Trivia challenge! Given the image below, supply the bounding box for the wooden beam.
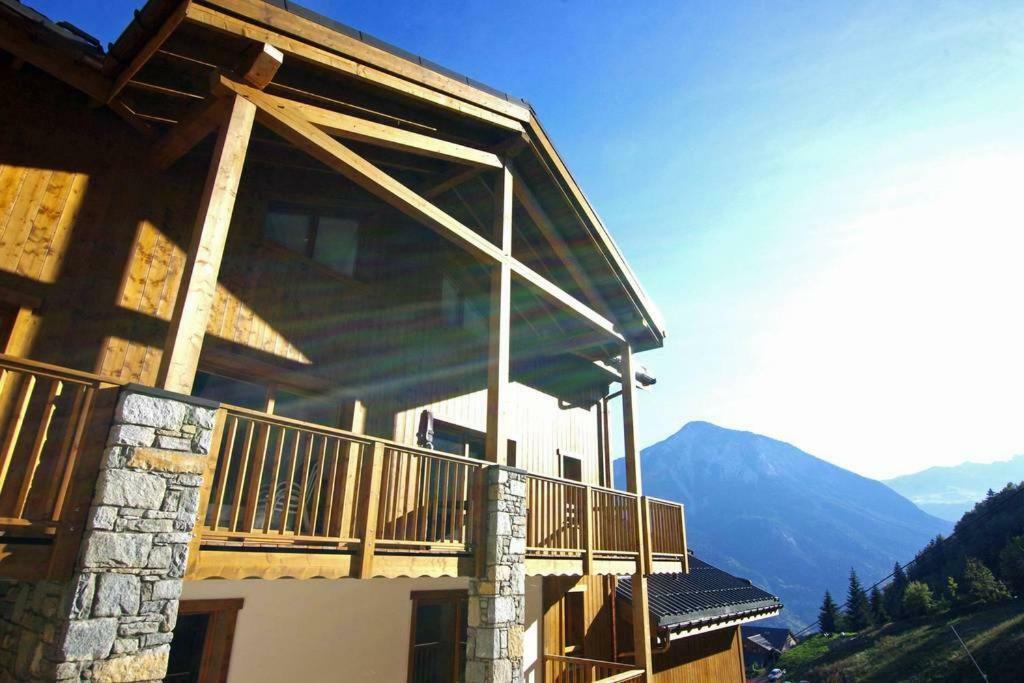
[511,165,613,320]
[215,77,624,344]
[151,96,231,170]
[204,0,530,122]
[238,42,284,89]
[355,440,385,578]
[267,93,502,169]
[620,344,643,495]
[156,94,255,394]
[186,3,525,132]
[108,1,189,103]
[485,164,512,465]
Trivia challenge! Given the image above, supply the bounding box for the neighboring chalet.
[741,626,797,671]
[0,0,775,681]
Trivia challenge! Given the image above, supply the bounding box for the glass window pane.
[274,390,338,427]
[191,371,266,410]
[265,209,312,255]
[313,216,359,276]
[441,275,461,326]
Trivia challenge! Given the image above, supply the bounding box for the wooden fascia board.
[185,3,525,133]
[265,93,503,169]
[0,12,111,102]
[201,0,530,122]
[526,114,667,346]
[215,76,624,345]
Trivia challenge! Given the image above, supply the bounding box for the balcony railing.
[0,353,121,578]
[543,654,644,683]
[200,404,485,559]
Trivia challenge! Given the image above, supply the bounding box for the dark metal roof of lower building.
[618,555,782,630]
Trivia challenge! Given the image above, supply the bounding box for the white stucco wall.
[182,577,469,682]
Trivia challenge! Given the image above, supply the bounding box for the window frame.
[408,589,468,683]
[170,598,244,683]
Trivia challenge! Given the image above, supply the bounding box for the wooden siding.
[651,627,745,683]
[542,575,616,664]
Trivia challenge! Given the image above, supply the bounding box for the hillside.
[615,421,952,630]
[778,599,1024,682]
[885,455,1024,521]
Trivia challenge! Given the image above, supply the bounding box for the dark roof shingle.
[618,555,781,629]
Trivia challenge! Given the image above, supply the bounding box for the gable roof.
[742,625,796,651]
[618,555,781,631]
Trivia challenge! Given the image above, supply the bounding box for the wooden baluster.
[210,415,239,530]
[186,408,227,577]
[14,379,62,518]
[228,419,255,532]
[0,373,36,494]
[242,421,270,532]
[355,441,385,578]
[42,384,86,517]
[261,427,287,534]
[293,432,315,535]
[583,485,593,574]
[278,430,302,534]
[309,436,329,537]
[322,439,341,538]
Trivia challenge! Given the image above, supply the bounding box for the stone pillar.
[466,465,527,683]
[0,385,218,682]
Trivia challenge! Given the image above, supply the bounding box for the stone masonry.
[465,465,527,683]
[0,385,218,682]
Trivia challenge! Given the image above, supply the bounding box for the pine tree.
[844,568,871,631]
[819,590,840,633]
[885,561,908,619]
[869,586,887,625]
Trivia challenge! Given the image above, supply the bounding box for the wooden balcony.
[542,654,644,683]
[0,355,688,582]
[0,354,122,580]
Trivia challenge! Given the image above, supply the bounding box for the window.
[432,418,486,460]
[563,591,585,655]
[409,591,467,683]
[191,371,267,411]
[264,203,360,277]
[167,599,243,683]
[560,451,583,482]
[441,274,487,336]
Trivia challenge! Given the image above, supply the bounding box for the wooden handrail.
[543,653,644,683]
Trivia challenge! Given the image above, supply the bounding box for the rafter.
[108,1,189,103]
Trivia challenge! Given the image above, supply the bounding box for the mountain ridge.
[884,454,1024,521]
[615,421,952,630]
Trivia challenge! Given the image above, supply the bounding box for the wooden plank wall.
[0,64,604,479]
[651,627,745,683]
[541,575,616,663]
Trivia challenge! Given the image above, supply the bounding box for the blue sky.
[36,1,1024,478]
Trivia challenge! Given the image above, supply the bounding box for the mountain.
[614,421,952,631]
[884,455,1024,521]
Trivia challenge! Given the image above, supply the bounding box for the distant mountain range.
[884,455,1024,521]
[615,421,952,631]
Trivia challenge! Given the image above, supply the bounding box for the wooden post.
[186,407,227,577]
[642,497,654,575]
[680,504,689,574]
[485,163,512,464]
[156,94,255,394]
[355,440,385,578]
[583,485,594,574]
[620,343,654,679]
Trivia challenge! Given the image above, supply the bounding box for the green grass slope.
[778,599,1024,682]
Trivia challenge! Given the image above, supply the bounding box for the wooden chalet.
[0,0,745,681]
